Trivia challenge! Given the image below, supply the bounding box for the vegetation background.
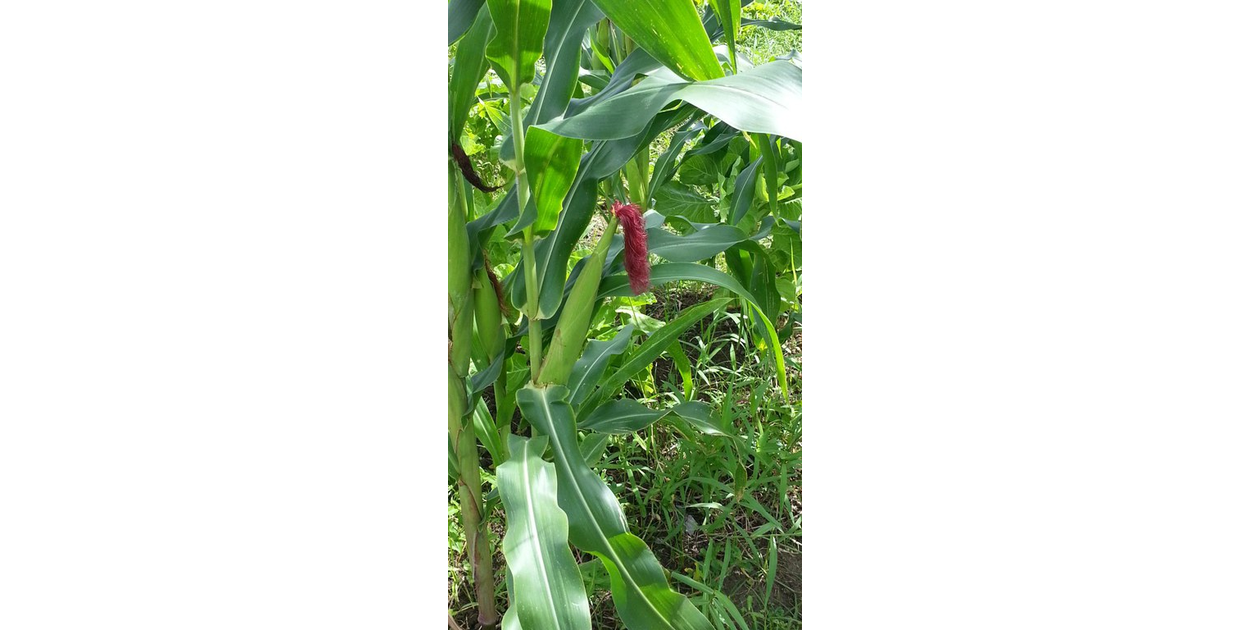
[448,1,804,628]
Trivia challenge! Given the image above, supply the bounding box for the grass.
[740,0,804,65]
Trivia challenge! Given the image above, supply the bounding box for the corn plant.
[448,1,801,628]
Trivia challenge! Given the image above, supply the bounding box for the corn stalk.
[448,163,498,627]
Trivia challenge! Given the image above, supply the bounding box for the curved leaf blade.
[449,4,495,143]
[588,0,722,81]
[500,0,603,162]
[567,324,635,408]
[586,298,730,409]
[646,124,701,208]
[648,224,750,263]
[517,386,714,630]
[598,264,789,399]
[449,0,488,45]
[497,434,592,630]
[525,127,583,236]
[708,0,741,73]
[485,0,552,91]
[566,47,661,117]
[540,61,803,142]
[672,62,802,141]
[729,156,763,225]
[581,399,664,434]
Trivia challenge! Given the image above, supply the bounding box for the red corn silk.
[611,200,650,295]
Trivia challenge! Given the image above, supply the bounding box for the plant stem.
[511,86,544,382]
[523,231,542,382]
[448,166,498,626]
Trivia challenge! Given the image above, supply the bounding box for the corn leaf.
[524,127,582,236]
[497,434,592,630]
[517,386,714,630]
[587,0,722,82]
[484,0,552,91]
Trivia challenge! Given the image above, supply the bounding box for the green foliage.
[449,2,802,628]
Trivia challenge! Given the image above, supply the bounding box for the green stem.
[448,167,498,626]
[522,230,542,381]
[511,87,544,382]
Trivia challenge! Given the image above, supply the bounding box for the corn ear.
[473,267,503,358]
[538,215,617,386]
[448,165,475,378]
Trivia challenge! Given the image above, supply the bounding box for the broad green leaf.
[648,224,749,263]
[588,0,722,82]
[729,156,762,225]
[532,0,603,122]
[516,386,714,630]
[581,399,664,434]
[668,65,794,138]
[542,71,688,141]
[567,324,635,409]
[466,183,519,250]
[500,0,603,161]
[524,127,582,236]
[540,61,803,142]
[708,0,741,74]
[449,0,487,45]
[615,307,665,335]
[599,265,750,306]
[485,0,552,91]
[676,153,722,187]
[582,399,715,435]
[566,48,661,117]
[670,401,732,437]
[653,183,717,223]
[497,434,592,630]
[449,4,495,143]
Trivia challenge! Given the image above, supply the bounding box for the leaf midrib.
[518,440,564,627]
[534,389,676,629]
